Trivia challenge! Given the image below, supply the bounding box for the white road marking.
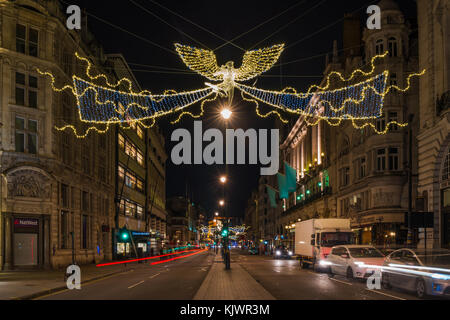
[127,280,145,289]
[366,289,406,300]
[149,273,160,279]
[329,278,353,286]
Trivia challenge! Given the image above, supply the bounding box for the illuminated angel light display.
[38,43,425,138]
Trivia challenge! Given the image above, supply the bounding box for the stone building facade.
[277,0,421,248]
[416,0,450,248]
[0,0,116,269]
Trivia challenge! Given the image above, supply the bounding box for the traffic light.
[117,227,130,242]
[221,228,228,238]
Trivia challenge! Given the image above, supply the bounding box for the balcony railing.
[282,186,332,216]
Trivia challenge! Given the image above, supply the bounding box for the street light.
[220,108,232,120]
[215,212,219,216]
[219,200,225,206]
[220,175,227,184]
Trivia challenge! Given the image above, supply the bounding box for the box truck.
[295,219,353,270]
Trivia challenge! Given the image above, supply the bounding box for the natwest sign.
[14,218,39,233]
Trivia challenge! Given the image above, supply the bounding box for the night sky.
[67,0,417,220]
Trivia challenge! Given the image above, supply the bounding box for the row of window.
[118,165,144,192]
[60,184,109,216]
[376,111,399,132]
[60,211,92,250]
[118,133,145,166]
[375,37,398,57]
[119,198,144,220]
[340,147,400,186]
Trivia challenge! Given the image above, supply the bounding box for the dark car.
[274,246,293,259]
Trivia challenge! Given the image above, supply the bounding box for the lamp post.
[221,107,231,269]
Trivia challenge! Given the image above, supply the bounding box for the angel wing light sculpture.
[39,42,423,137]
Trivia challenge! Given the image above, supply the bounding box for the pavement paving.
[193,252,275,300]
[0,259,140,300]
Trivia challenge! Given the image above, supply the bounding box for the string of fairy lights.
[37,43,425,138]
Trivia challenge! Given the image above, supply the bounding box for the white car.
[325,245,385,279]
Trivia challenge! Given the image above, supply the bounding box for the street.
[236,252,419,300]
[38,250,213,300]
[35,249,431,300]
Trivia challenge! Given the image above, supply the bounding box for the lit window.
[137,125,144,139]
[118,133,125,149]
[136,179,144,192]
[137,150,144,166]
[118,165,125,179]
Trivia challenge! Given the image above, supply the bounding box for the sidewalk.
[194,253,275,300]
[0,261,138,300]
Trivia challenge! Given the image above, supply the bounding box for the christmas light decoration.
[37,44,424,138]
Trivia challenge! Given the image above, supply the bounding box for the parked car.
[274,246,293,259]
[381,248,450,298]
[248,247,258,255]
[325,245,385,279]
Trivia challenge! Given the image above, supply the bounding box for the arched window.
[388,37,398,57]
[442,148,450,181]
[375,39,384,55]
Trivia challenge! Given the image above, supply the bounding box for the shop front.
[351,212,406,247]
[115,229,151,259]
[1,214,50,270]
[2,167,53,270]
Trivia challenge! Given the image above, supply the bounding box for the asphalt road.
[37,248,426,300]
[235,251,420,300]
[38,250,214,300]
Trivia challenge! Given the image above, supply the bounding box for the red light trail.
[150,249,207,265]
[96,249,200,267]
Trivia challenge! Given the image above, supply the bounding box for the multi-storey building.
[416,0,450,248]
[166,196,198,246]
[244,175,281,253]
[0,0,116,269]
[105,54,168,258]
[278,0,420,247]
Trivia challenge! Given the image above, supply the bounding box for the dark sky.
[67,0,417,220]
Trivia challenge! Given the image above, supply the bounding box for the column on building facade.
[3,215,12,269]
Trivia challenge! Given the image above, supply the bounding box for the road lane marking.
[32,270,134,300]
[365,289,405,300]
[127,280,145,289]
[329,278,352,286]
[149,273,160,279]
